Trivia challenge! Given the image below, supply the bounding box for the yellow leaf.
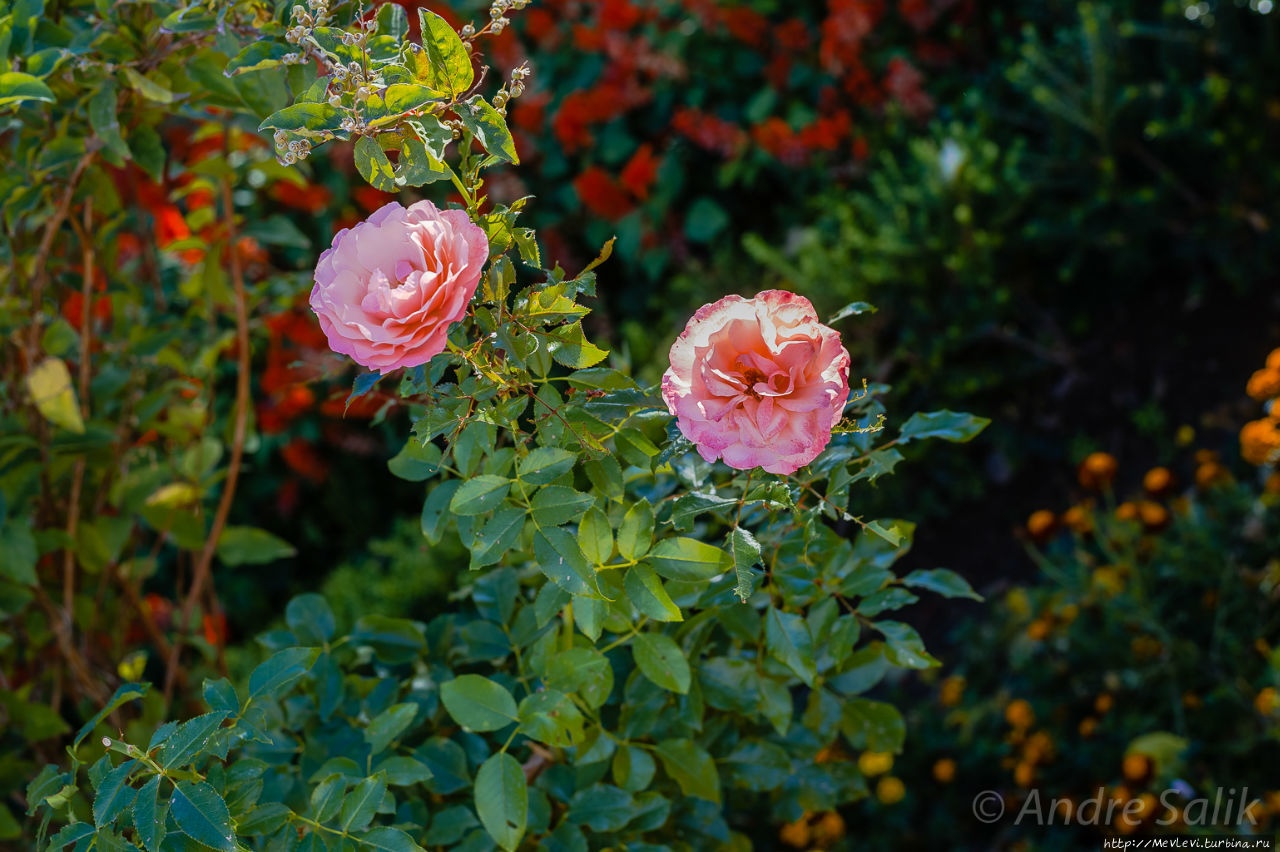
[145,482,202,509]
[26,358,85,434]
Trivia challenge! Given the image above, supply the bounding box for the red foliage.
[620,143,661,200]
[671,108,747,157]
[573,167,635,220]
[270,180,332,214]
[281,439,329,484]
[884,56,934,118]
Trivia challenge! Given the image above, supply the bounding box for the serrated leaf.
[532,527,599,596]
[359,826,425,852]
[354,135,397,192]
[225,41,291,75]
[449,475,510,515]
[413,10,473,97]
[729,527,761,602]
[616,502,653,561]
[156,711,228,770]
[93,760,136,828]
[133,776,164,852]
[258,102,342,133]
[170,781,235,852]
[73,683,148,751]
[216,526,295,567]
[471,507,525,570]
[286,593,336,644]
[123,68,176,103]
[577,507,612,565]
[517,447,576,485]
[840,698,905,753]
[457,95,518,164]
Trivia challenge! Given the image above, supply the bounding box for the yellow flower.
[1026,618,1051,641]
[875,776,906,805]
[778,819,811,849]
[1006,588,1031,619]
[811,811,846,845]
[858,751,894,777]
[932,758,956,784]
[1092,567,1124,597]
[1094,693,1114,714]
[1013,762,1035,787]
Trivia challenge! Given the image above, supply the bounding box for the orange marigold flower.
[1247,368,1280,402]
[1241,418,1280,466]
[1268,348,1280,371]
[1142,466,1173,495]
[1078,451,1118,489]
[932,758,956,783]
[1062,505,1093,535]
[939,675,965,707]
[1115,501,1139,521]
[1137,500,1169,532]
[1005,699,1035,730]
[1195,461,1230,488]
[1026,509,1056,540]
[778,818,810,849]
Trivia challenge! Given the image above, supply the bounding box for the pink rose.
[662,290,851,475]
[310,200,489,372]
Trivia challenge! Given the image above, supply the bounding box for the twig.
[61,201,95,623]
[162,174,251,703]
[27,153,94,361]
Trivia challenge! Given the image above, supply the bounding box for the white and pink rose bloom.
[662,290,851,475]
[310,200,489,372]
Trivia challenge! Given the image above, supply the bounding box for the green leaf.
[517,447,576,485]
[568,785,634,833]
[616,502,653,561]
[654,739,720,804]
[156,711,229,770]
[530,486,594,527]
[399,136,449,187]
[414,10,474,97]
[359,826,426,852]
[383,83,438,114]
[26,358,84,433]
[74,683,148,751]
[577,507,613,565]
[440,675,518,732]
[532,527,599,596]
[474,753,526,852]
[897,410,990,445]
[517,690,585,747]
[449,475,511,515]
[133,776,164,852]
[170,781,236,852]
[286,594,337,644]
[247,647,320,702]
[840,698,905,753]
[225,41,291,75]
[729,527,761,603]
[351,615,425,664]
[258,102,342,133]
[864,519,904,548]
[646,537,730,582]
[93,760,136,828]
[875,620,939,669]
[457,95,518,164]
[202,678,239,714]
[471,507,525,569]
[632,633,691,694]
[365,703,418,755]
[89,82,129,161]
[341,774,387,833]
[122,68,176,103]
[829,301,878,323]
[901,568,982,601]
[546,322,607,368]
[237,803,291,836]
[765,607,816,686]
[0,71,54,106]
[216,526,295,566]
[387,438,442,481]
[624,565,682,623]
[0,521,37,585]
[546,648,614,709]
[354,135,397,192]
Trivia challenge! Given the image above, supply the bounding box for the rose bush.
[4,0,991,849]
